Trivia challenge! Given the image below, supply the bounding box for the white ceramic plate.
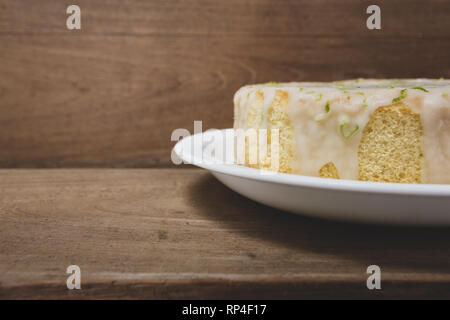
[173,129,450,226]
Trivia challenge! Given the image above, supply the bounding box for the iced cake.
[233,79,450,184]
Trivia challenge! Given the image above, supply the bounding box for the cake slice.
[233,79,450,184]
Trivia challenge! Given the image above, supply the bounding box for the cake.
[233,79,450,184]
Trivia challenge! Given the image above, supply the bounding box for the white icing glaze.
[233,79,450,184]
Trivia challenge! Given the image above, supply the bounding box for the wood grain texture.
[0,1,449,167]
[0,168,449,299]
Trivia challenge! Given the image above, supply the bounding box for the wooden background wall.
[0,0,449,168]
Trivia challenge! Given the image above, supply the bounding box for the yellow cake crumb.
[319,162,340,179]
[357,102,424,183]
[266,90,294,173]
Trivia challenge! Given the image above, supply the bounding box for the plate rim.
[173,129,450,197]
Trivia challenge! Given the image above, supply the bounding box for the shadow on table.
[189,173,450,274]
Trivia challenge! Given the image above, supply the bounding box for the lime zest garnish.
[306,90,315,94]
[315,101,331,122]
[266,81,280,86]
[340,122,359,139]
[299,88,304,92]
[376,83,392,88]
[412,87,429,92]
[336,85,351,91]
[392,89,407,103]
[355,92,367,107]
[316,93,323,101]
[335,81,351,91]
[362,98,368,108]
[443,93,448,98]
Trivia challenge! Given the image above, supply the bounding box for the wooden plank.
[1,0,449,37]
[0,0,449,167]
[0,168,449,299]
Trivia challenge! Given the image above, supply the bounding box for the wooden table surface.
[0,168,449,299]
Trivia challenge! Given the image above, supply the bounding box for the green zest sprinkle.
[306,90,315,94]
[340,122,359,139]
[443,93,448,98]
[392,89,407,103]
[299,88,304,92]
[412,87,429,92]
[362,98,368,108]
[325,101,330,113]
[316,93,323,101]
[356,92,367,107]
[376,83,396,89]
[314,101,331,122]
[335,82,352,90]
[266,81,280,86]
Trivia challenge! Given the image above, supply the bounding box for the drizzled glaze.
[234,79,450,184]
